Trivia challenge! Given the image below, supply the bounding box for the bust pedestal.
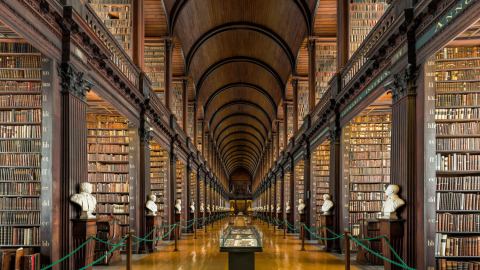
[186,211,194,233]
[319,214,334,251]
[286,213,293,233]
[72,219,97,270]
[299,213,306,239]
[174,213,181,240]
[198,213,204,228]
[142,215,161,253]
[379,219,404,270]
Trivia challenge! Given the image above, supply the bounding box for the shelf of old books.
[315,42,336,103]
[149,140,167,221]
[189,171,197,216]
[86,92,131,237]
[144,41,165,103]
[176,160,186,221]
[427,22,480,269]
[298,81,309,128]
[312,140,330,227]
[294,161,305,224]
[284,170,292,220]
[342,96,391,240]
[0,40,42,249]
[349,0,389,58]
[90,0,132,57]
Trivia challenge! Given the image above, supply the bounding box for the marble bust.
[276,203,281,213]
[145,193,158,216]
[71,182,97,219]
[200,202,205,213]
[297,199,306,214]
[381,184,405,219]
[190,200,195,213]
[207,205,211,213]
[175,199,182,214]
[321,194,334,215]
[285,201,291,213]
[270,204,274,212]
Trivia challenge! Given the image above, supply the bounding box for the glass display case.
[219,226,263,251]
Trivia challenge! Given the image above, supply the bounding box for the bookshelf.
[294,160,304,224]
[86,112,131,236]
[343,111,391,237]
[315,42,336,103]
[144,42,165,102]
[0,41,42,248]
[189,171,196,216]
[287,104,294,140]
[298,81,309,127]
[149,141,167,220]
[279,121,285,153]
[196,120,203,152]
[90,0,132,57]
[432,46,480,268]
[312,140,330,226]
[349,0,388,58]
[176,160,185,221]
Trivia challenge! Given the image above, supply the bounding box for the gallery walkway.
[94,219,352,270]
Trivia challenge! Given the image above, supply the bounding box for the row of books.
[437,192,480,211]
[435,46,480,59]
[435,234,480,257]
[92,183,129,193]
[0,183,39,195]
[0,43,37,53]
[348,144,390,152]
[87,122,128,129]
[348,201,382,211]
[144,43,165,94]
[350,192,386,201]
[96,194,129,203]
[0,81,40,92]
[349,167,390,175]
[0,248,41,270]
[315,43,336,102]
[88,130,129,136]
[349,175,390,183]
[437,138,480,151]
[87,163,128,172]
[436,154,480,171]
[86,114,127,122]
[0,55,40,69]
[349,159,390,167]
[87,173,128,182]
[96,204,128,213]
[349,212,382,226]
[0,168,39,181]
[88,144,128,153]
[350,151,390,160]
[0,110,41,122]
[0,70,40,80]
[435,108,480,120]
[0,125,41,139]
[436,122,480,135]
[88,153,128,162]
[0,95,40,107]
[0,154,40,167]
[351,183,388,191]
[0,138,41,152]
[87,137,129,144]
[435,81,480,92]
[349,126,390,133]
[0,211,39,225]
[350,138,391,144]
[436,70,480,81]
[436,93,479,107]
[0,227,39,245]
[437,260,480,270]
[436,60,480,70]
[437,213,480,232]
[0,198,38,210]
[437,176,480,191]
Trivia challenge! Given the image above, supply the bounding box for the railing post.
[174,225,178,252]
[194,220,197,239]
[301,224,305,251]
[344,230,350,270]
[283,220,286,239]
[127,230,133,270]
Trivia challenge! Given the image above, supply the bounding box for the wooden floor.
[94,219,353,270]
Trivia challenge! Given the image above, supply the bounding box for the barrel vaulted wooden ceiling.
[145,0,336,178]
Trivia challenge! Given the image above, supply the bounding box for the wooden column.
[196,169,201,228]
[337,0,349,69]
[182,79,188,132]
[193,103,198,147]
[132,0,144,69]
[168,141,177,230]
[138,126,151,253]
[308,38,316,110]
[288,157,295,228]
[273,175,277,220]
[280,168,285,224]
[292,79,299,133]
[283,103,288,147]
[303,142,312,234]
[185,160,192,232]
[164,39,173,109]
[329,120,342,253]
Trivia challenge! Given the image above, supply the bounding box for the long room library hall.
[0,0,479,270]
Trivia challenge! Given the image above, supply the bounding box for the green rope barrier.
[349,235,415,270]
[132,224,177,243]
[40,237,95,270]
[302,224,344,241]
[93,237,126,247]
[78,237,127,270]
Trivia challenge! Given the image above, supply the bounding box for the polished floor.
[94,218,354,270]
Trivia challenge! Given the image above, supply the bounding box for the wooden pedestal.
[187,212,194,233]
[319,215,334,251]
[143,215,161,253]
[379,219,404,270]
[286,213,293,233]
[174,213,181,240]
[72,219,97,270]
[198,213,204,228]
[277,213,284,229]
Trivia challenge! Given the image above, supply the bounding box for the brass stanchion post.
[301,224,305,251]
[127,230,133,270]
[283,220,286,239]
[344,230,350,270]
[174,225,178,252]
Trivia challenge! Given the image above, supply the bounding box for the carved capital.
[140,128,152,144]
[390,64,418,101]
[59,63,93,100]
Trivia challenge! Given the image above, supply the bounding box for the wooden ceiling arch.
[161,0,313,178]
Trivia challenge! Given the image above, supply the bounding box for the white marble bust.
[200,202,205,213]
[190,200,195,213]
[145,193,158,216]
[321,194,334,215]
[297,199,306,214]
[276,203,281,213]
[285,201,291,213]
[207,205,211,213]
[71,182,97,220]
[380,185,405,219]
[175,199,182,214]
[270,204,274,212]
